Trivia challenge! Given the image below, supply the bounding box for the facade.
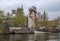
[11,10,16,17]
[28,15,32,28]
[35,12,41,28]
[28,7,48,29]
[24,17,28,27]
[29,6,36,30]
[36,12,41,21]
[12,10,16,14]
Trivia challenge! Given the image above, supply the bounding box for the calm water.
[0,33,60,41]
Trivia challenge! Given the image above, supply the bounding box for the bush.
[0,30,3,34]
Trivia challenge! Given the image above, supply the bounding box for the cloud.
[0,0,60,20]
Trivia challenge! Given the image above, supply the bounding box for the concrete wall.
[9,27,22,32]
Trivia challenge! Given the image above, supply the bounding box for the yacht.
[34,30,47,33]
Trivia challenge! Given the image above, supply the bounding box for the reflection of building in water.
[9,34,35,41]
[9,35,21,41]
[0,35,9,41]
[0,34,60,41]
[35,33,49,41]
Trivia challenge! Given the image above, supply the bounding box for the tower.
[41,11,48,27]
[43,11,48,21]
[29,6,37,30]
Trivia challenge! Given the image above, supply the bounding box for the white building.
[28,15,32,28]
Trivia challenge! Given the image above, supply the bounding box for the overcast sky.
[0,0,60,20]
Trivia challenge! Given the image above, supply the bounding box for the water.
[0,33,60,41]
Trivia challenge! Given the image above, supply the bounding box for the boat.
[34,30,49,33]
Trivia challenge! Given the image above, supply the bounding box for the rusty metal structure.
[29,6,37,30]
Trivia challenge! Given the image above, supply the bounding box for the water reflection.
[35,33,49,41]
[0,33,60,41]
[9,34,35,41]
[0,35,9,41]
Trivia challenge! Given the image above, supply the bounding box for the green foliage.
[40,20,48,27]
[0,29,3,34]
[0,18,3,24]
[35,20,41,28]
[12,8,26,27]
[14,16,25,27]
[47,22,53,27]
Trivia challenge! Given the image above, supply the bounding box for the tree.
[54,17,60,26]
[11,7,26,27]
[0,18,3,24]
[12,16,26,27]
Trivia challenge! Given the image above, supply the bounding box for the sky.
[0,0,60,20]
